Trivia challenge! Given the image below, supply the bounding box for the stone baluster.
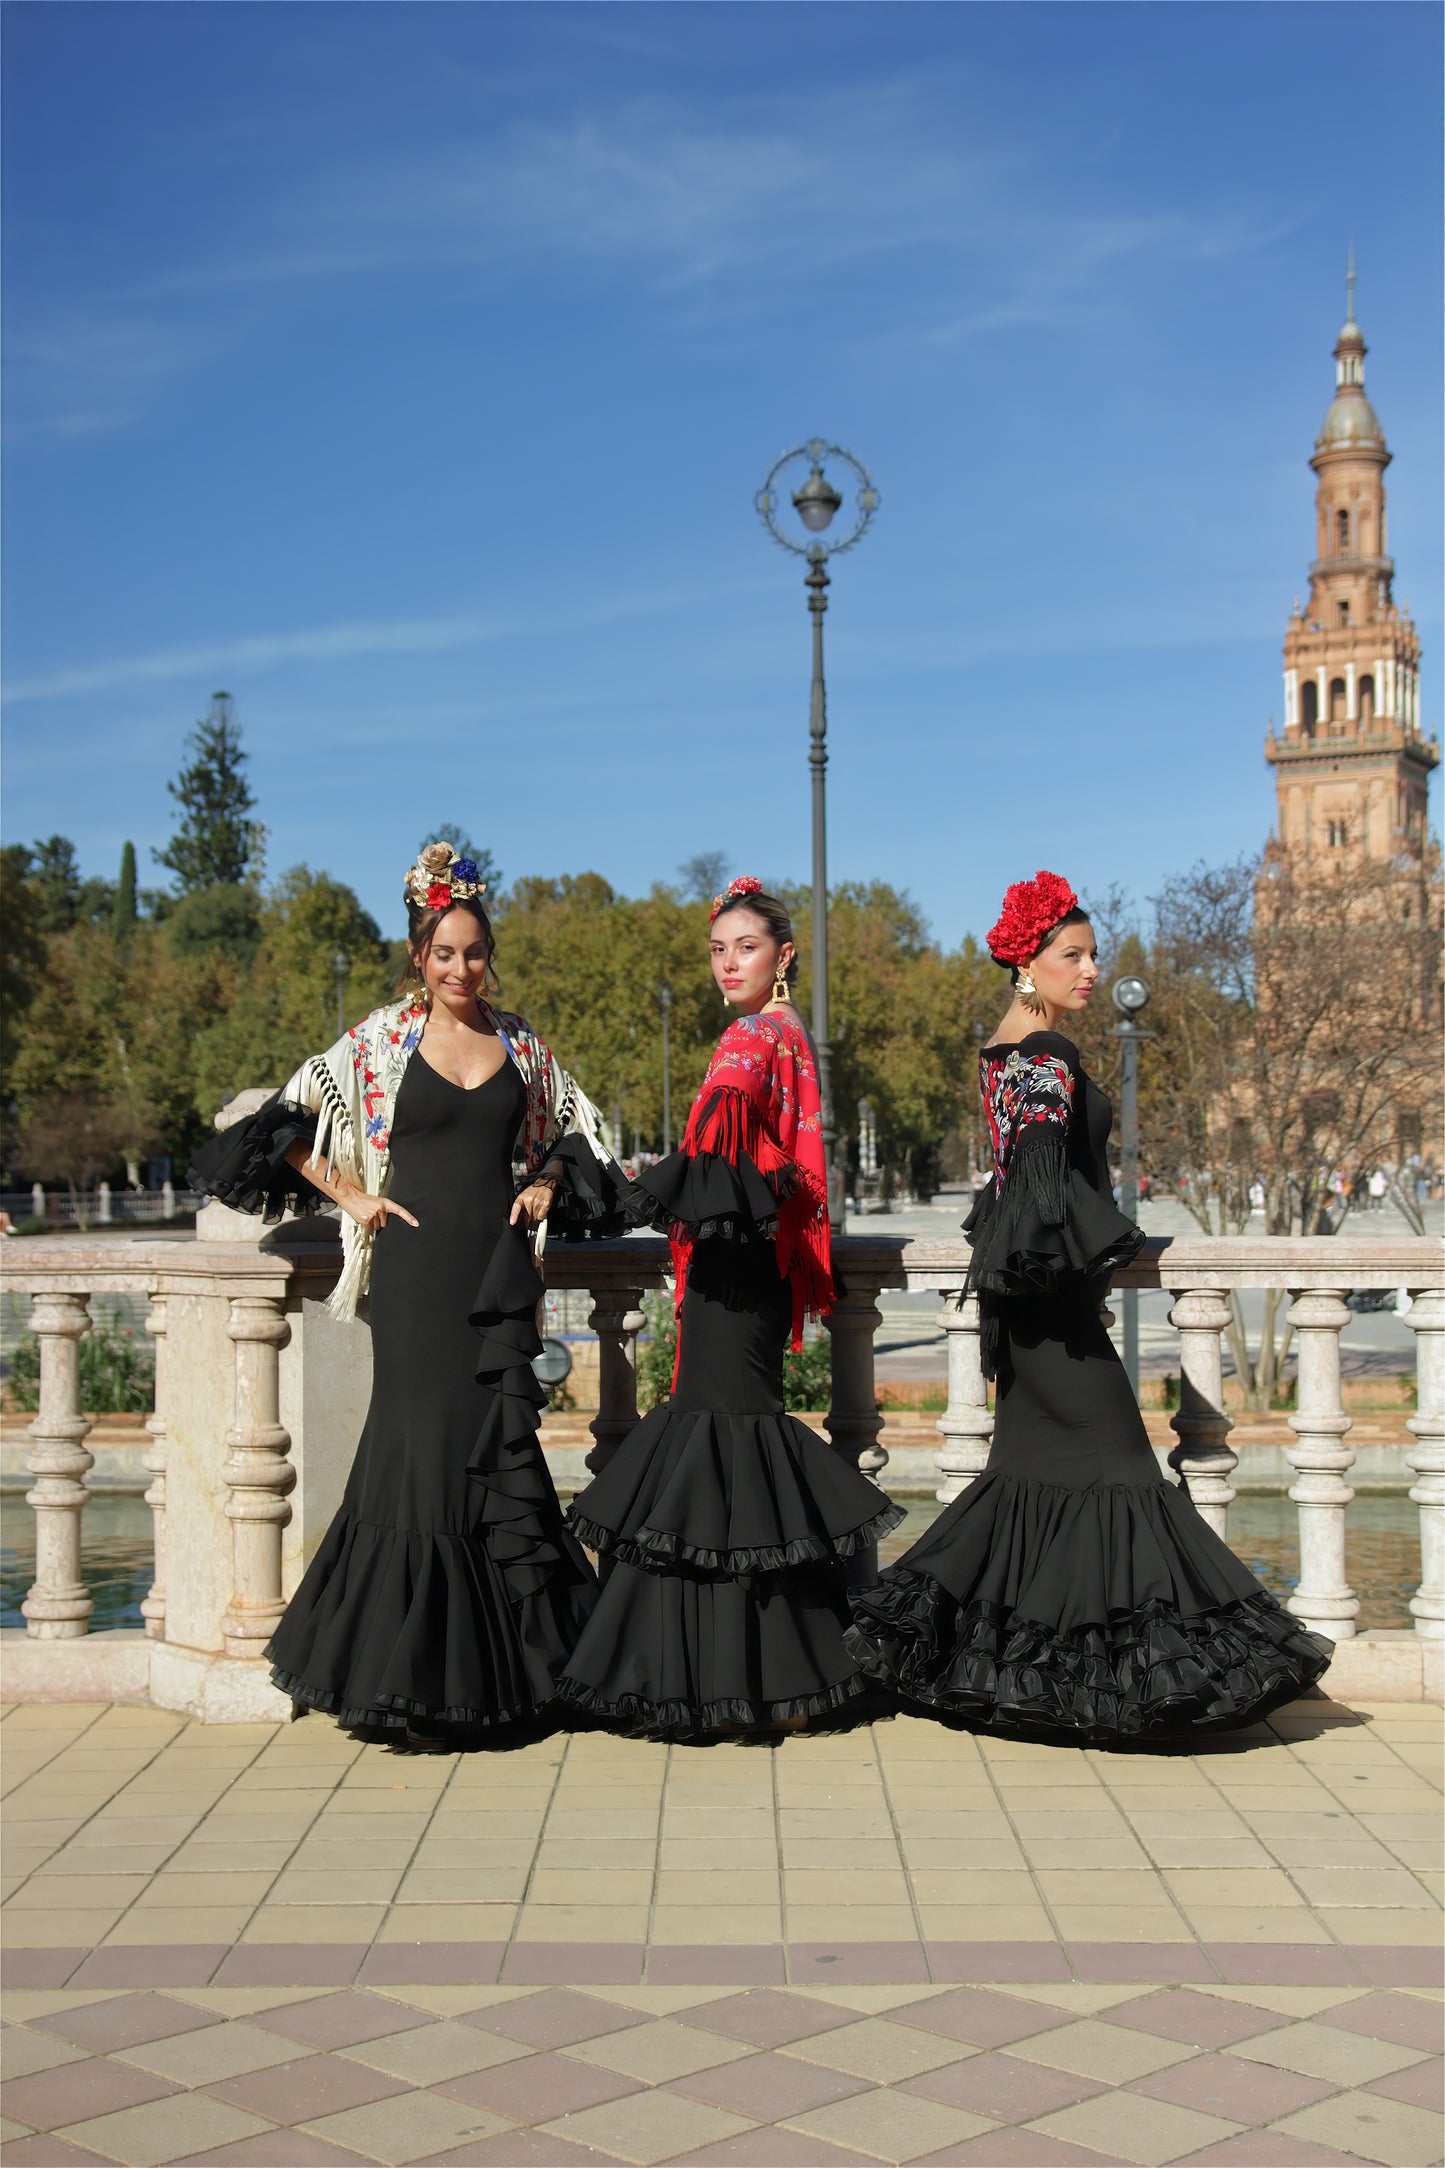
[1402,1286,1444,1642]
[220,1294,295,1660]
[935,1289,993,1504]
[1167,1288,1236,1535]
[587,1283,647,1476]
[140,1294,168,1640]
[823,1278,887,1480]
[22,1293,95,1639]
[1285,1287,1357,1640]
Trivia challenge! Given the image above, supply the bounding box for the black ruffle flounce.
[564,1403,903,1577]
[964,1128,1145,1301]
[188,1092,321,1220]
[627,1144,785,1243]
[267,1221,594,1733]
[556,1555,874,1734]
[844,1470,1332,1738]
[537,1131,634,1240]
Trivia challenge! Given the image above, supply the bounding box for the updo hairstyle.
[711,886,800,989]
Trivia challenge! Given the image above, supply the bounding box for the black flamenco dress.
[192,1053,597,1733]
[846,1030,1332,1740]
[559,1009,903,1733]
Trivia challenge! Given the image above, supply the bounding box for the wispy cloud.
[2,576,768,704]
[8,77,1284,438]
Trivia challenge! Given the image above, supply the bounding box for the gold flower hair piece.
[404,842,488,914]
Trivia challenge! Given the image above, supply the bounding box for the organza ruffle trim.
[844,1572,1332,1739]
[267,1661,559,1735]
[567,1495,904,1578]
[554,1669,870,1737]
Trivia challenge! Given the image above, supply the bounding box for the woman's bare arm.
[283,1140,419,1234]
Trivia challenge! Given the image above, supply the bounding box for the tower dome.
[1316,253,1384,450]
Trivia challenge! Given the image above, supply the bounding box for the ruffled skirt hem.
[267,1661,561,1736]
[845,1574,1332,1740]
[554,1669,870,1736]
[567,1496,904,1578]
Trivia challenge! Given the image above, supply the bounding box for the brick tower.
[1266,261,1438,861]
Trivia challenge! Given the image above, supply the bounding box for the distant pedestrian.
[1368,1167,1388,1211]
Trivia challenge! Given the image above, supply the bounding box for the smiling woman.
[189,839,628,1747]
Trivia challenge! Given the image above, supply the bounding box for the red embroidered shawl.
[675,1009,833,1348]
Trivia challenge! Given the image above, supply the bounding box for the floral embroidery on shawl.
[981,1046,1074,1197]
[675,1010,832,1351]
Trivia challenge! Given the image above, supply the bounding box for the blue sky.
[4,1,1440,949]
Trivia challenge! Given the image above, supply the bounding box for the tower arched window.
[1328,677,1346,724]
[1359,674,1374,723]
[1300,680,1318,736]
[1336,507,1350,554]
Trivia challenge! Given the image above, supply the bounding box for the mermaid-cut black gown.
[198,1054,597,1732]
[560,1207,901,1733]
[846,1034,1332,1739]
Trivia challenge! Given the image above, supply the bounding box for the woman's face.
[414,906,491,1015]
[1029,920,1099,1014]
[709,906,795,1012]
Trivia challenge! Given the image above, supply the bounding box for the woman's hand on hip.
[511,1179,558,1229]
[341,1190,420,1235]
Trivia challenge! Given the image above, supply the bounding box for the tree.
[1140,850,1443,1406]
[27,837,83,932]
[113,843,137,943]
[16,1092,140,1228]
[154,693,264,892]
[677,852,731,903]
[164,883,263,965]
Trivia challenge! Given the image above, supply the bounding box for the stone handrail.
[2,1226,1440,1713]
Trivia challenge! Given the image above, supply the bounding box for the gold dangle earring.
[1016,964,1045,1017]
[772,964,790,1004]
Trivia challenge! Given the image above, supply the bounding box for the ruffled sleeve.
[965,1035,1143,1307]
[529,1131,635,1240]
[188,1091,322,1221]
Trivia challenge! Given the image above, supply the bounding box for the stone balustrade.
[3,1225,1441,1714]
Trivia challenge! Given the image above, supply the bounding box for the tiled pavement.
[1,1698,1440,2165]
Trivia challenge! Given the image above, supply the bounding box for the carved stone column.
[1167,1288,1237,1536]
[935,1290,993,1504]
[823,1278,886,1479]
[220,1293,295,1660]
[1403,1285,1444,1642]
[1285,1287,1357,1640]
[587,1283,647,1477]
[22,1293,95,1639]
[140,1294,169,1640]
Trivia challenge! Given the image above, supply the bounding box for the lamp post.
[333,948,350,1039]
[658,983,673,1155]
[1109,975,1153,1396]
[755,439,879,1229]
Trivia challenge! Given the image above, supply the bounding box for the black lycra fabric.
[264,1054,595,1732]
[844,1036,1331,1740]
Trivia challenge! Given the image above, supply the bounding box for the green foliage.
[781,1330,832,1412]
[4,1305,156,1415]
[113,843,138,943]
[154,693,264,892]
[164,883,263,965]
[637,1290,677,1413]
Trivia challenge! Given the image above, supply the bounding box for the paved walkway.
[2,1697,1440,2166]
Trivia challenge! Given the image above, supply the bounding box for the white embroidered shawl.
[279,993,615,1319]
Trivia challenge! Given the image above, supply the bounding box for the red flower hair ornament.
[986,871,1079,967]
[709,873,765,923]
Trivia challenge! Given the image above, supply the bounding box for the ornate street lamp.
[1110,975,1153,1395]
[754,438,880,1226]
[658,983,674,1155]
[334,948,350,1040]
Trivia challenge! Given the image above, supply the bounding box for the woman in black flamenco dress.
[191,848,622,1743]
[846,871,1331,1741]
[559,879,902,1735]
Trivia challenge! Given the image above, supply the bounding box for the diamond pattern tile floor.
[3,1699,1441,2161]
